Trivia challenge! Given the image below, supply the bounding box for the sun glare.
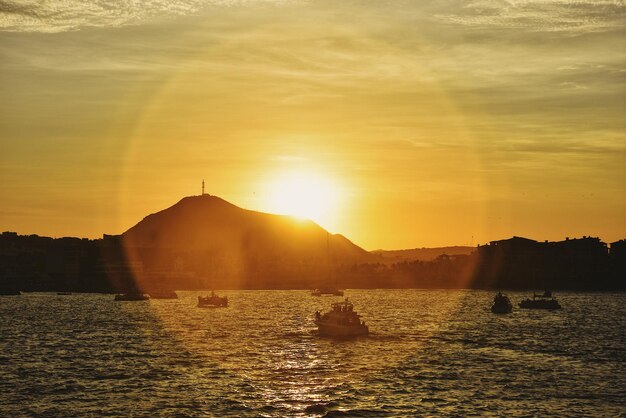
[264,172,339,227]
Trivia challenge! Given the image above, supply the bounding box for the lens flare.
[263,172,339,227]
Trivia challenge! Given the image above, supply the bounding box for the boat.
[519,290,562,310]
[311,288,344,297]
[57,292,72,295]
[311,233,344,298]
[198,291,228,308]
[148,290,178,299]
[314,298,369,338]
[114,292,149,301]
[491,292,513,313]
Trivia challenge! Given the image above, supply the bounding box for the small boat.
[491,292,513,313]
[114,292,149,301]
[311,288,344,297]
[148,290,178,299]
[314,298,369,338]
[519,290,562,310]
[198,291,228,308]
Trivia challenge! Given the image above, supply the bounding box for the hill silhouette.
[2,196,623,292]
[120,194,372,289]
[372,246,475,262]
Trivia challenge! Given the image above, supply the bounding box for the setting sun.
[263,172,340,227]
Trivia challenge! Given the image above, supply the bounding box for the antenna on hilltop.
[202,179,205,196]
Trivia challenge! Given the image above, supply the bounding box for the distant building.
[610,239,626,258]
[473,236,611,290]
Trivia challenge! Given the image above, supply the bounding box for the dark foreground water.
[1,290,624,417]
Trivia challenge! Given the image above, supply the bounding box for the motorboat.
[491,292,513,313]
[519,290,562,310]
[198,291,228,308]
[311,288,344,297]
[114,292,149,301]
[314,298,368,338]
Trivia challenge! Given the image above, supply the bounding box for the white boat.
[311,288,344,297]
[114,292,149,301]
[519,290,562,310]
[491,292,513,313]
[198,291,228,308]
[314,299,368,338]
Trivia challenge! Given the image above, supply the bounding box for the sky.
[0,0,625,250]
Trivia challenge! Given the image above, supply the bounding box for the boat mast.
[327,231,331,282]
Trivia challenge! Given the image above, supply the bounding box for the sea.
[1,290,624,417]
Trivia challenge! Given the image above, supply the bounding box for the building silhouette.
[0,231,624,291]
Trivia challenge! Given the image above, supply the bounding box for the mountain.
[372,246,475,262]
[120,194,372,288]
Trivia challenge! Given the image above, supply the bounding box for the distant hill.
[372,246,475,262]
[120,194,372,288]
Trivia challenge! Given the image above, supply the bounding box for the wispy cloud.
[0,0,287,33]
[0,0,624,245]
[435,0,626,33]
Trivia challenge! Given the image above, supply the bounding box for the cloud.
[435,0,626,33]
[0,0,287,33]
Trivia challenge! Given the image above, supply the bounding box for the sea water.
[1,290,624,416]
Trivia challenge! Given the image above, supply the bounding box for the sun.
[264,172,339,227]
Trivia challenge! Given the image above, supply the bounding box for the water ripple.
[0,290,624,416]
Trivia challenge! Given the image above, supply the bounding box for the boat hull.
[0,290,21,296]
[114,293,149,301]
[311,289,344,297]
[491,303,512,314]
[197,295,228,308]
[149,292,178,299]
[315,320,368,338]
[519,300,562,310]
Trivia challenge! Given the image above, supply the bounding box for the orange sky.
[0,1,625,249]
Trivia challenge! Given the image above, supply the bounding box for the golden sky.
[0,1,625,249]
